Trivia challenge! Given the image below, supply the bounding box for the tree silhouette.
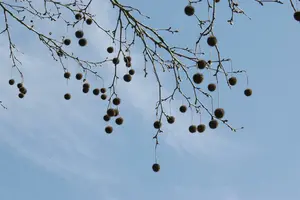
[0,0,299,172]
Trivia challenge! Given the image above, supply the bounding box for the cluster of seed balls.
[57,12,92,57]
[8,79,27,98]
[184,0,300,22]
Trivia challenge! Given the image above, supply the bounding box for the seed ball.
[64,72,71,79]
[64,93,71,100]
[103,115,110,122]
[214,108,225,119]
[114,109,119,116]
[107,46,114,53]
[75,30,84,38]
[152,163,160,172]
[189,125,197,133]
[57,49,63,57]
[215,0,220,2]
[112,58,120,65]
[93,88,100,96]
[179,105,187,113]
[197,60,207,69]
[228,77,237,86]
[100,88,106,93]
[86,18,93,25]
[197,124,206,133]
[244,88,252,97]
[124,56,132,63]
[208,83,216,92]
[193,73,204,84]
[207,36,217,47]
[8,79,15,85]
[17,83,23,89]
[123,74,132,82]
[115,117,123,125]
[75,73,83,80]
[105,126,113,134]
[113,97,121,106]
[294,11,300,22]
[19,87,27,94]
[78,38,87,46]
[167,116,175,124]
[63,39,71,46]
[129,69,135,75]
[153,121,161,129]
[184,5,195,16]
[83,82,90,89]
[107,108,115,117]
[101,94,107,100]
[18,93,24,99]
[82,87,89,93]
[75,13,82,20]
[209,120,218,129]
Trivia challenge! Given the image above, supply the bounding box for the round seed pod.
[75,30,84,38]
[101,94,107,100]
[100,88,106,93]
[112,58,120,65]
[93,88,100,96]
[179,105,187,113]
[115,117,123,125]
[129,69,135,75]
[209,120,218,129]
[244,88,252,97]
[75,73,83,80]
[207,36,217,46]
[214,108,225,119]
[113,97,121,106]
[107,46,114,53]
[64,72,71,79]
[193,73,204,84]
[228,77,237,86]
[189,125,197,133]
[75,13,82,20]
[152,163,160,172]
[197,60,207,69]
[105,126,113,134]
[78,38,87,46]
[197,124,206,133]
[167,116,175,124]
[63,39,71,46]
[184,5,195,16]
[294,11,300,22]
[107,108,115,117]
[208,83,216,92]
[86,18,93,25]
[64,93,71,100]
[8,79,15,85]
[103,115,110,122]
[123,74,132,82]
[153,121,161,129]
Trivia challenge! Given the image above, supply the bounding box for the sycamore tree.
[0,0,299,172]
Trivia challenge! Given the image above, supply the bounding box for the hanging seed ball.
[123,74,132,82]
[179,105,187,113]
[64,72,71,79]
[193,73,204,84]
[207,36,217,47]
[112,58,120,65]
[129,69,135,75]
[107,46,114,53]
[93,88,100,96]
[75,13,82,20]
[18,93,24,99]
[75,73,83,80]
[64,93,71,100]
[189,125,197,133]
[124,56,132,63]
[78,38,87,46]
[19,87,27,94]
[8,79,15,85]
[167,116,175,124]
[107,108,115,117]
[153,121,162,129]
[228,77,237,86]
[197,60,207,69]
[294,11,300,22]
[17,83,23,89]
[100,88,106,93]
[113,97,121,106]
[75,30,84,38]
[101,94,107,100]
[63,39,71,46]
[215,0,220,2]
[115,117,124,125]
[184,5,195,16]
[86,18,93,25]
[57,49,63,57]
[244,88,252,97]
[208,83,216,92]
[197,124,206,133]
[105,126,113,134]
[114,109,119,116]
[82,87,89,93]
[103,115,110,122]
[214,108,225,119]
[152,163,160,172]
[83,82,90,89]
[209,120,218,129]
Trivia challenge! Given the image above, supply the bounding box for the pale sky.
[0,1,300,200]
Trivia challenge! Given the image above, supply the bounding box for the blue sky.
[0,0,300,200]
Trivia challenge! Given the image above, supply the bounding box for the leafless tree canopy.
[0,0,299,171]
